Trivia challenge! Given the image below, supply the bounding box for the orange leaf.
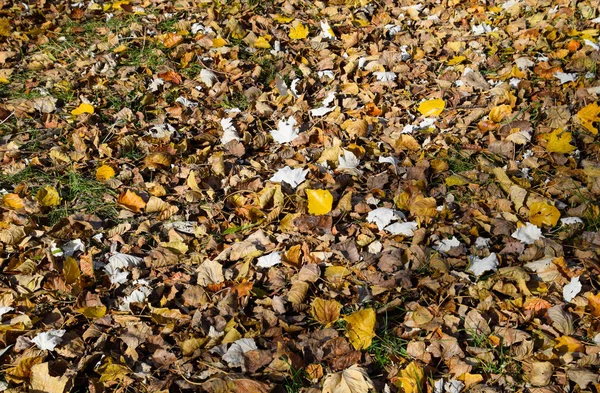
[3,193,24,209]
[157,70,182,85]
[554,336,584,354]
[117,190,146,212]
[587,292,600,317]
[534,62,563,79]
[161,33,183,48]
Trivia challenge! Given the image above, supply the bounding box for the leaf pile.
[1,0,600,392]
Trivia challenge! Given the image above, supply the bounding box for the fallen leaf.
[417,98,445,116]
[306,189,333,215]
[529,202,560,227]
[311,298,342,326]
[117,190,146,212]
[322,365,374,393]
[36,186,61,207]
[96,164,116,180]
[395,361,425,393]
[344,308,376,350]
[289,22,309,40]
[575,102,600,134]
[71,103,94,115]
[29,362,70,393]
[546,128,576,153]
[3,193,24,209]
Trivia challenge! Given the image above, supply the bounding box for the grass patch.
[368,315,409,370]
[466,328,523,383]
[220,91,248,111]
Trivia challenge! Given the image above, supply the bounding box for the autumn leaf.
[289,22,309,39]
[322,365,374,393]
[254,36,272,49]
[71,103,94,115]
[306,189,333,215]
[36,186,61,207]
[575,102,600,134]
[395,362,425,393]
[546,128,576,153]
[77,306,107,319]
[311,298,342,326]
[160,32,184,48]
[344,308,376,350]
[529,201,560,227]
[3,193,23,209]
[117,190,146,212]
[96,164,116,180]
[63,256,81,285]
[417,98,445,116]
[489,104,512,123]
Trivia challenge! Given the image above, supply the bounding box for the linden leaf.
[344,308,376,350]
[289,22,309,40]
[96,164,116,180]
[36,186,61,207]
[546,128,576,153]
[117,190,146,212]
[529,201,560,227]
[417,98,445,116]
[71,103,94,115]
[489,104,512,123]
[395,362,425,393]
[311,298,342,326]
[254,36,271,49]
[273,14,294,23]
[575,102,600,134]
[3,193,24,209]
[306,189,333,215]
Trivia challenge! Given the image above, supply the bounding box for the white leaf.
[191,23,214,35]
[592,16,600,23]
[176,96,198,108]
[0,306,13,317]
[475,237,490,248]
[584,39,600,50]
[61,239,85,257]
[270,166,308,189]
[32,330,65,351]
[290,78,300,97]
[471,23,494,35]
[271,116,300,143]
[148,77,164,92]
[501,0,520,9]
[200,69,218,87]
[108,253,142,269]
[338,150,360,170]
[434,237,461,253]
[310,92,337,117]
[561,217,583,226]
[511,222,544,244]
[554,72,577,84]
[445,379,465,393]
[171,221,197,234]
[373,71,397,82]
[515,57,534,69]
[256,252,281,268]
[148,123,175,138]
[563,276,582,302]
[320,20,335,39]
[222,338,257,368]
[119,287,151,311]
[220,118,240,144]
[468,253,499,277]
[318,70,335,79]
[366,207,396,230]
[379,156,398,166]
[368,241,382,254]
[104,264,129,285]
[384,221,418,236]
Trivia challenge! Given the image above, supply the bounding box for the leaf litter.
[1,0,600,392]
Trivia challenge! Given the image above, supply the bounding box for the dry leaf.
[289,22,309,39]
[71,103,94,115]
[322,365,374,393]
[3,193,24,209]
[37,186,61,207]
[311,298,342,326]
[417,98,445,116]
[96,164,116,180]
[117,190,146,212]
[529,202,560,227]
[344,308,376,350]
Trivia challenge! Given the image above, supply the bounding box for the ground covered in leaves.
[2,0,600,392]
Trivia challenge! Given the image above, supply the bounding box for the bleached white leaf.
[176,96,198,108]
[505,130,531,144]
[220,118,240,144]
[561,217,584,226]
[592,16,600,23]
[320,20,335,39]
[270,166,308,189]
[445,379,466,393]
[208,326,224,339]
[148,123,176,138]
[271,116,300,143]
[200,68,218,87]
[367,207,396,230]
[379,156,398,166]
[509,77,521,88]
[270,40,281,55]
[563,276,582,302]
[32,330,65,351]
[434,379,445,393]
[119,286,152,311]
[373,71,397,82]
[338,150,360,170]
[384,24,402,36]
[524,258,560,282]
[290,78,300,97]
[501,0,520,9]
[471,23,494,35]
[475,237,490,248]
[61,239,85,257]
[108,253,142,269]
[384,221,418,236]
[318,70,334,79]
[256,252,281,268]
[365,196,380,205]
[33,96,57,113]
[191,23,214,35]
[310,92,337,117]
[171,221,197,234]
[468,253,499,277]
[515,58,534,70]
[222,338,257,368]
[584,39,599,50]
[554,72,577,84]
[368,240,382,254]
[0,306,13,317]
[148,77,164,92]
[224,107,241,114]
[434,237,461,253]
[511,222,543,244]
[104,263,129,285]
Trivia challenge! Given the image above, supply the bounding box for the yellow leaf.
[77,306,107,319]
[273,14,294,23]
[417,98,445,116]
[289,22,309,40]
[117,190,146,212]
[409,195,437,220]
[447,56,466,65]
[445,175,467,187]
[554,335,584,354]
[113,44,128,53]
[587,292,600,317]
[96,164,116,180]
[529,201,560,227]
[71,103,94,115]
[212,37,227,48]
[160,32,184,48]
[344,308,376,350]
[546,128,576,153]
[322,365,374,393]
[0,76,9,84]
[63,256,81,285]
[306,189,333,215]
[254,35,271,49]
[3,193,24,209]
[36,186,61,207]
[575,102,600,134]
[311,298,342,326]
[395,362,425,393]
[489,104,512,123]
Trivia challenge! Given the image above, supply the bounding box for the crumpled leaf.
[344,308,376,350]
[563,276,582,302]
[96,164,116,180]
[511,222,543,244]
[222,338,257,368]
[546,128,576,153]
[36,186,61,207]
[395,361,425,393]
[269,166,308,189]
[256,252,281,268]
[322,365,374,393]
[117,190,146,212]
[3,193,24,209]
[575,102,600,134]
[271,116,300,143]
[468,253,499,278]
[32,330,66,351]
[30,362,70,393]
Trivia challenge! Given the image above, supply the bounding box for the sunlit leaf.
[306,189,333,215]
[96,164,116,180]
[71,103,94,115]
[395,362,425,393]
[63,256,81,285]
[289,22,309,40]
[117,190,146,212]
[575,102,600,134]
[417,98,445,116]
[546,128,576,153]
[36,186,61,207]
[3,193,23,209]
[529,201,560,227]
[311,298,342,326]
[344,308,376,350]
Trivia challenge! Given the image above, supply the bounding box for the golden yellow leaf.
[77,306,107,319]
[3,193,23,209]
[461,372,484,388]
[587,292,600,317]
[289,22,309,40]
[575,102,600,134]
[417,98,445,116]
[273,14,294,24]
[160,32,184,48]
[36,186,61,207]
[0,76,9,84]
[344,308,376,350]
[96,164,116,180]
[212,37,227,47]
[489,104,512,123]
[409,195,437,219]
[529,201,560,227]
[117,190,146,212]
[445,175,467,187]
[395,362,424,393]
[71,103,94,115]
[254,35,271,49]
[447,55,466,65]
[554,335,584,354]
[306,189,333,215]
[546,128,576,153]
[63,256,81,285]
[311,298,342,326]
